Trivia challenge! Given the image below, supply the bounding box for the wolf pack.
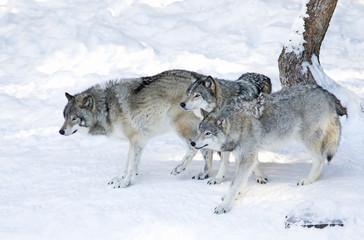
[60,69,347,214]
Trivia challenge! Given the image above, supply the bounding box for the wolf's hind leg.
[298,155,324,185]
[298,131,326,185]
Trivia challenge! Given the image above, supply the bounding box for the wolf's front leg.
[214,154,256,214]
[170,147,198,175]
[108,139,145,188]
[192,149,213,180]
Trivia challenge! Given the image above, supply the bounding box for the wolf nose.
[180,102,186,108]
[190,141,196,147]
[59,129,65,135]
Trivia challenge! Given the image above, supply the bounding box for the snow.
[284,0,309,55]
[1,0,364,239]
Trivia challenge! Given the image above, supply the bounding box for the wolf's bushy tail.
[322,116,341,162]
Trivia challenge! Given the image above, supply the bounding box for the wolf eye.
[72,117,78,121]
[205,131,211,136]
[194,93,201,98]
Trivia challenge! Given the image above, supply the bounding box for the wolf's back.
[133,69,201,94]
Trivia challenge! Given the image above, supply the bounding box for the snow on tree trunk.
[278,0,338,87]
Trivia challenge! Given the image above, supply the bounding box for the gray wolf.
[191,84,347,214]
[177,73,272,185]
[59,69,215,188]
[180,72,271,115]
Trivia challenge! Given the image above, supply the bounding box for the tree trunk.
[278,0,337,87]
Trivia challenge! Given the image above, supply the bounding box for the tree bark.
[278,0,338,87]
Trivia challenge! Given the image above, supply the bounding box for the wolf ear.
[203,76,216,93]
[82,95,94,109]
[200,109,209,118]
[65,92,74,101]
[203,76,213,87]
[217,116,230,133]
[216,116,227,129]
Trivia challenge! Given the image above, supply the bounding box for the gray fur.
[192,84,345,214]
[60,69,215,188]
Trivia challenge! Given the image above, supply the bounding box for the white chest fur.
[108,120,128,140]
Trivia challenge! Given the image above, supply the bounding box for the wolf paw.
[192,171,209,180]
[207,177,224,185]
[108,177,122,185]
[214,203,231,214]
[108,177,131,188]
[297,178,312,186]
[256,177,268,184]
[170,165,185,175]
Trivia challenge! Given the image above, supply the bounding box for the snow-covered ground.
[1,0,364,239]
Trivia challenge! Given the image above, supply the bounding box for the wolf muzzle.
[59,129,77,135]
[191,141,208,149]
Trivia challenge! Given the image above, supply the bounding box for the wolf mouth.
[195,144,208,149]
[72,130,78,134]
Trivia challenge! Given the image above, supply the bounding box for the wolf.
[191,84,347,214]
[180,72,272,115]
[59,69,217,188]
[177,73,272,185]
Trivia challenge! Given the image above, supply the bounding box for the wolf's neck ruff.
[81,85,112,136]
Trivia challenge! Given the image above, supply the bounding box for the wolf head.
[180,76,217,113]
[191,94,266,152]
[59,92,94,136]
[191,109,237,152]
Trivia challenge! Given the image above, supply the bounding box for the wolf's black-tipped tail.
[327,153,334,163]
